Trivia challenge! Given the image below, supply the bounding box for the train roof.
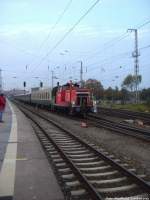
[31,87,51,93]
[14,93,31,97]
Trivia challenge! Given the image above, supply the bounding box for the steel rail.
[98,107,150,124]
[15,102,150,195]
[17,104,103,200]
[87,114,150,142]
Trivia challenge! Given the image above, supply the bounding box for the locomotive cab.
[77,94,88,106]
[76,92,92,113]
[55,82,93,114]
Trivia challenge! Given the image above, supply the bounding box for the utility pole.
[48,65,50,87]
[128,29,140,103]
[51,70,54,89]
[80,61,83,87]
[0,68,2,92]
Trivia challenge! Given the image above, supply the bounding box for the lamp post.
[111,80,115,104]
[51,71,59,89]
[77,61,83,87]
[60,50,69,83]
[111,76,119,105]
[11,76,18,95]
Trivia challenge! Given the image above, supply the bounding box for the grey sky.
[0,0,150,90]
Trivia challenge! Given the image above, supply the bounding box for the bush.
[146,98,150,106]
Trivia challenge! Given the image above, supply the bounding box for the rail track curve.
[15,102,150,200]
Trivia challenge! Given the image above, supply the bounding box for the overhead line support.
[128,28,140,103]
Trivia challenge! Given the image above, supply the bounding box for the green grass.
[112,103,150,113]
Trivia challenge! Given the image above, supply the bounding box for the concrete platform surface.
[0,100,64,200]
[0,102,12,171]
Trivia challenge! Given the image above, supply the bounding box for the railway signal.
[40,82,43,88]
[23,81,26,94]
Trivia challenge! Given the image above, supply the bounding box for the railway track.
[15,102,150,199]
[97,107,150,125]
[87,113,150,142]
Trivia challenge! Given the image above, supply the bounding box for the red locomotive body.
[55,82,93,113]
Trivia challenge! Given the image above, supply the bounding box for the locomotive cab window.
[77,94,88,106]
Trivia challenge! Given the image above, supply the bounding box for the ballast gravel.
[34,109,150,178]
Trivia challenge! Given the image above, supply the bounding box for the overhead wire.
[0,0,73,69]
[100,62,150,83]
[139,44,150,50]
[137,19,150,29]
[27,13,150,85]
[28,0,73,67]
[30,0,101,73]
[38,0,73,50]
[86,43,150,72]
[82,19,150,73]
[78,18,150,61]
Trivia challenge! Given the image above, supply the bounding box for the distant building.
[4,89,29,96]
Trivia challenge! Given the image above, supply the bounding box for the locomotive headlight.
[72,101,75,105]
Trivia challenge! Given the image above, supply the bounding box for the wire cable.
[28,0,73,67]
[38,0,73,50]
[30,0,101,73]
[140,44,150,50]
[137,19,150,29]
[77,18,150,60]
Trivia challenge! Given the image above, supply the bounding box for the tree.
[122,74,134,91]
[114,86,119,101]
[120,88,129,104]
[122,74,142,91]
[84,79,104,100]
[105,87,113,101]
[140,88,150,104]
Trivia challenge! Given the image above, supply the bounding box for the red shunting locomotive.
[53,82,93,113]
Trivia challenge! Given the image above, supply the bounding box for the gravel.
[17,99,149,179]
[32,109,150,179]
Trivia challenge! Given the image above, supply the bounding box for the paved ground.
[0,101,64,200]
[0,102,12,171]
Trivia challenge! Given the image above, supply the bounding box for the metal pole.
[134,29,139,103]
[127,29,140,103]
[51,70,54,89]
[48,65,49,87]
[80,61,83,87]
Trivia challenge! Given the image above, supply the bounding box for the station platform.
[0,100,64,200]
